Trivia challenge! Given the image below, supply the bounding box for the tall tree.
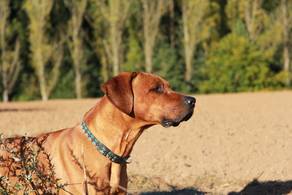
[89,0,110,83]
[243,0,263,41]
[226,0,268,41]
[0,0,21,102]
[142,0,169,73]
[182,0,210,81]
[279,0,291,86]
[94,0,132,76]
[24,0,63,101]
[66,0,87,99]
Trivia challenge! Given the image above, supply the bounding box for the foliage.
[0,0,291,102]
[200,33,278,93]
[24,0,64,101]
[65,0,88,99]
[181,0,218,81]
[123,29,144,72]
[153,40,186,91]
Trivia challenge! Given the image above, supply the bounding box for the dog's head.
[101,72,195,127]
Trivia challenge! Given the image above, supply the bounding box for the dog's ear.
[101,72,138,117]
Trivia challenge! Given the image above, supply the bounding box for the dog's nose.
[184,96,196,106]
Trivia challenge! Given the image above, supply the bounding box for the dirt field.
[1,91,292,194]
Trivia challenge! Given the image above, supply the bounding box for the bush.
[199,33,275,93]
[0,135,67,194]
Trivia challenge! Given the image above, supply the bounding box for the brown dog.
[0,72,195,194]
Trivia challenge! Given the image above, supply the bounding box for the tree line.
[0,0,291,102]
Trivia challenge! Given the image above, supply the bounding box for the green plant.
[200,33,274,93]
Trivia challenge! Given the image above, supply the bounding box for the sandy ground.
[0,91,292,194]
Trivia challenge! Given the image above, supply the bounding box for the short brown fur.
[0,72,195,194]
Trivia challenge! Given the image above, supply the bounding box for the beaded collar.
[81,121,130,164]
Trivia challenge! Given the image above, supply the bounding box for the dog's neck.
[83,96,152,158]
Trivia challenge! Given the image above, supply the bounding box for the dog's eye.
[152,84,164,93]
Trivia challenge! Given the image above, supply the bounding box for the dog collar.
[81,121,130,164]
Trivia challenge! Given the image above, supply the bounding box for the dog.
[0,72,195,194]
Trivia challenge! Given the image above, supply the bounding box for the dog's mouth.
[161,119,180,128]
[182,110,194,121]
[161,108,194,128]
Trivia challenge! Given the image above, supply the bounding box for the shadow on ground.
[128,175,206,195]
[140,188,205,195]
[229,179,292,195]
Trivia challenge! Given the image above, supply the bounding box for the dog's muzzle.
[161,96,196,128]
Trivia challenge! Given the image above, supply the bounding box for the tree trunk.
[3,88,8,102]
[38,68,48,101]
[142,0,167,73]
[111,28,120,76]
[281,0,290,87]
[101,55,109,83]
[35,45,48,101]
[68,0,87,99]
[183,5,192,82]
[75,67,82,99]
[169,0,175,48]
[143,3,152,73]
[182,0,210,82]
[73,38,82,99]
[184,46,192,82]
[145,42,153,72]
[284,45,290,86]
[112,47,119,76]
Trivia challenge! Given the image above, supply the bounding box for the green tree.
[123,30,143,72]
[153,40,185,91]
[226,0,269,42]
[0,0,21,102]
[24,0,63,101]
[141,0,169,73]
[88,0,109,83]
[278,0,292,86]
[66,0,87,98]
[181,0,217,82]
[200,33,272,93]
[93,0,132,76]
